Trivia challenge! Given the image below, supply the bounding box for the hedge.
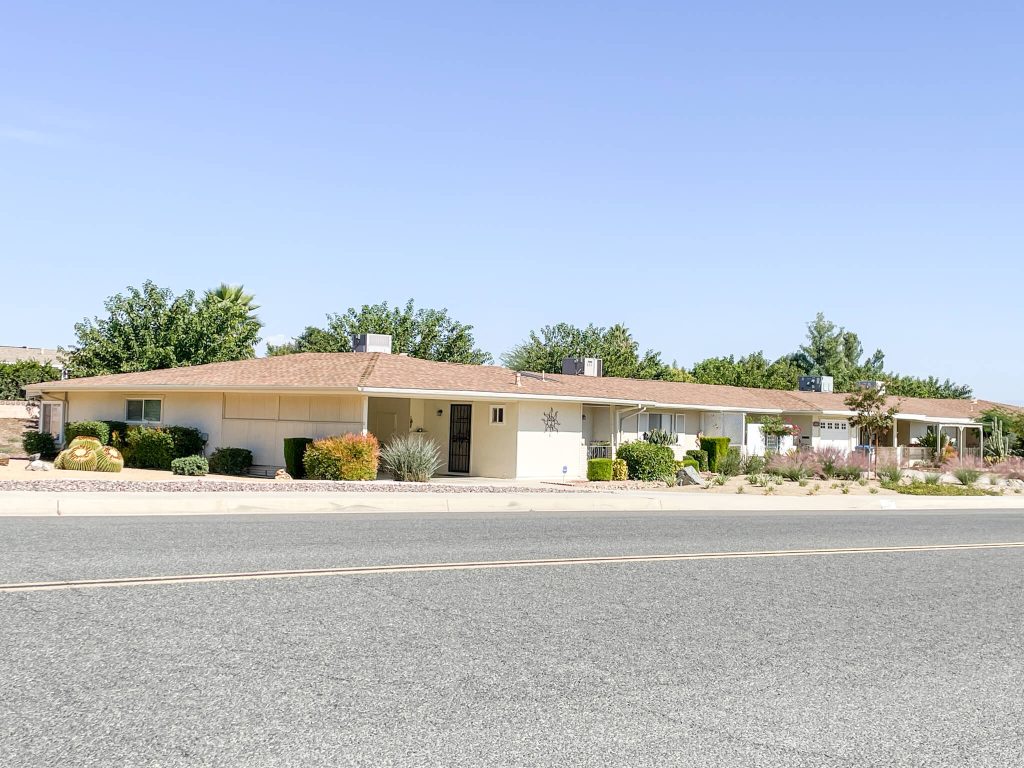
[685,449,709,472]
[676,458,699,471]
[125,427,175,469]
[304,434,380,481]
[171,455,209,476]
[699,437,732,473]
[611,458,628,481]
[283,437,314,478]
[615,441,676,482]
[587,458,613,481]
[166,425,206,459]
[65,421,111,446]
[102,421,129,449]
[208,447,254,476]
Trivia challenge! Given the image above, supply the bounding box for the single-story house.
[26,345,1017,478]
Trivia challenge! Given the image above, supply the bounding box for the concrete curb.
[2,491,1024,517]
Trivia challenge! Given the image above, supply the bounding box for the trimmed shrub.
[283,437,314,478]
[587,458,613,481]
[616,441,676,482]
[381,435,442,482]
[95,445,124,473]
[699,437,732,473]
[208,447,254,476]
[717,448,743,477]
[22,430,58,459]
[685,449,709,472]
[125,427,175,470]
[676,458,699,471]
[304,434,380,481]
[65,421,111,446]
[166,425,206,459]
[611,458,628,481]
[171,455,209,476]
[102,421,129,450]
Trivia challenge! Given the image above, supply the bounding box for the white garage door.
[819,420,850,450]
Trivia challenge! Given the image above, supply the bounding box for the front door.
[448,404,472,473]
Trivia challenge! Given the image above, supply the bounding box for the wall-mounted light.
[436,409,444,417]
[582,414,587,421]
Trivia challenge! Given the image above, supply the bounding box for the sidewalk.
[3,490,1024,517]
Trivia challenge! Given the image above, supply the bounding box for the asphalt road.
[2,508,1024,767]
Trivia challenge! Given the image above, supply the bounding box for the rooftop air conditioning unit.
[799,375,834,393]
[856,380,886,392]
[351,333,393,354]
[561,357,603,377]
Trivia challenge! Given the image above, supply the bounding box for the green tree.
[205,283,260,319]
[60,281,263,377]
[845,385,899,475]
[791,313,885,391]
[267,299,492,364]
[501,322,673,379]
[0,360,62,399]
[884,374,972,400]
[690,352,801,390]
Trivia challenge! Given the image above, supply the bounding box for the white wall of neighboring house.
[516,400,584,479]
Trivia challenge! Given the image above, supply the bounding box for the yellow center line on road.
[3,542,1023,593]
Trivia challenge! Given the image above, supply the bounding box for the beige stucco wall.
[222,394,364,465]
[63,391,365,466]
[516,400,584,479]
[472,401,518,478]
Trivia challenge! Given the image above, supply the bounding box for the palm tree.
[206,284,260,318]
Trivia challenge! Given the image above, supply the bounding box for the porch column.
[360,396,369,436]
[958,426,965,459]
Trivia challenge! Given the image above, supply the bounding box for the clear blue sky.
[2,2,1021,402]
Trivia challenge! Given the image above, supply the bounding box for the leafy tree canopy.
[501,322,680,380]
[883,374,973,400]
[789,312,885,391]
[60,281,263,377]
[690,351,801,390]
[267,299,492,365]
[0,360,62,400]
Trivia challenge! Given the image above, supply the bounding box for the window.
[647,414,663,431]
[490,406,505,425]
[126,398,162,423]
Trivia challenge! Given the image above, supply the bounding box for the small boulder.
[274,469,293,481]
[676,466,706,487]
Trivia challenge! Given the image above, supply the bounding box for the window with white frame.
[647,413,664,432]
[126,398,162,423]
[490,405,505,425]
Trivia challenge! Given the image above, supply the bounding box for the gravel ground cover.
[0,479,596,493]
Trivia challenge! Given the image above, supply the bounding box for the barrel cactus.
[62,445,98,471]
[69,436,103,451]
[95,445,125,473]
[54,450,69,469]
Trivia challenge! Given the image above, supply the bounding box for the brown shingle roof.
[27,353,1019,421]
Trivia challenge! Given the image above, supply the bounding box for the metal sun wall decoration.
[541,408,561,433]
